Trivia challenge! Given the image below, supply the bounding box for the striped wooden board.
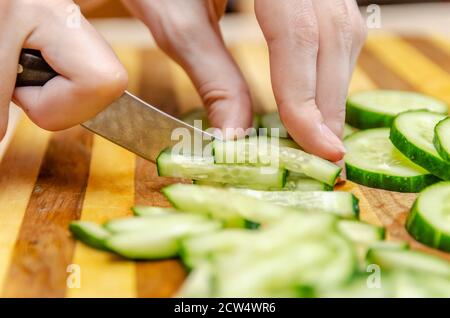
[1,34,450,298]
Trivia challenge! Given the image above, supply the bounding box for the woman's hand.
[0,0,128,141]
[123,0,366,161]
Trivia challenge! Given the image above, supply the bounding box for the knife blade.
[16,49,215,162]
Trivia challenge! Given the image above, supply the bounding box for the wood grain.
[66,136,136,298]
[0,118,51,292]
[2,127,92,297]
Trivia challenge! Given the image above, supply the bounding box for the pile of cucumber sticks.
[70,90,450,297]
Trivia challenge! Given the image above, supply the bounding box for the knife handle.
[16,49,58,87]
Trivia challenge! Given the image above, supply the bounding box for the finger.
[345,0,367,71]
[123,0,253,134]
[13,2,128,131]
[0,8,23,140]
[255,0,345,161]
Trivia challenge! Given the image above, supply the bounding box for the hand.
[124,0,366,161]
[0,0,128,141]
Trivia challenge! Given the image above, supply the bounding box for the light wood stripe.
[366,34,450,107]
[403,36,450,75]
[0,118,51,293]
[348,67,377,94]
[2,127,92,297]
[67,136,136,298]
[429,36,450,56]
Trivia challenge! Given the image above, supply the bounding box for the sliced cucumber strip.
[157,149,286,190]
[433,117,450,162]
[390,110,450,180]
[320,274,392,298]
[69,221,111,251]
[132,206,175,217]
[213,138,341,186]
[345,128,439,192]
[406,181,450,252]
[346,90,448,129]
[104,215,221,237]
[260,112,288,138]
[105,232,179,260]
[366,248,450,278]
[230,189,359,219]
[369,240,409,250]
[284,172,333,191]
[180,229,254,268]
[163,184,296,226]
[338,220,385,244]
[175,262,214,298]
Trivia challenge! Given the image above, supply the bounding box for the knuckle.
[85,63,129,100]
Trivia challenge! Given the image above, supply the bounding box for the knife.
[15,49,215,162]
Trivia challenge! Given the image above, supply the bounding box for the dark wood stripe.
[358,46,415,90]
[134,158,187,298]
[2,127,93,298]
[138,49,179,117]
[135,48,187,297]
[402,36,450,74]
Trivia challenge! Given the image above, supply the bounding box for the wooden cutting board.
[1,34,450,298]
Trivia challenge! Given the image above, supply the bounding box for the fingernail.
[320,124,346,154]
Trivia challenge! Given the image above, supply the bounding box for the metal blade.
[82,91,215,162]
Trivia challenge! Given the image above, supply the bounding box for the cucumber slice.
[346,90,448,129]
[260,112,288,138]
[390,110,450,180]
[434,117,450,162]
[284,172,333,191]
[369,240,409,250]
[406,181,450,252]
[366,248,450,278]
[213,138,341,186]
[132,206,175,217]
[104,215,221,236]
[162,184,296,226]
[320,274,392,298]
[338,220,385,244]
[175,262,213,298]
[230,189,359,219]
[69,221,111,251]
[345,128,439,192]
[392,271,450,298]
[157,149,286,190]
[105,232,179,260]
[343,124,358,138]
[180,229,254,268]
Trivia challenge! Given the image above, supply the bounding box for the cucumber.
[213,138,341,186]
[105,232,180,260]
[391,271,450,298]
[345,128,439,192]
[319,274,392,298]
[230,189,359,219]
[369,240,409,250]
[390,110,450,180]
[132,206,175,217]
[433,117,450,161]
[104,215,221,236]
[157,149,286,190]
[162,184,296,226]
[366,248,450,278]
[215,233,356,297]
[284,172,333,191]
[343,124,358,138]
[194,172,332,191]
[180,229,254,268]
[346,90,448,129]
[260,112,288,138]
[337,220,385,244]
[406,181,450,252]
[69,221,111,251]
[175,262,214,298]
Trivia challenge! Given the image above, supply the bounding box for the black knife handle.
[16,49,58,87]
